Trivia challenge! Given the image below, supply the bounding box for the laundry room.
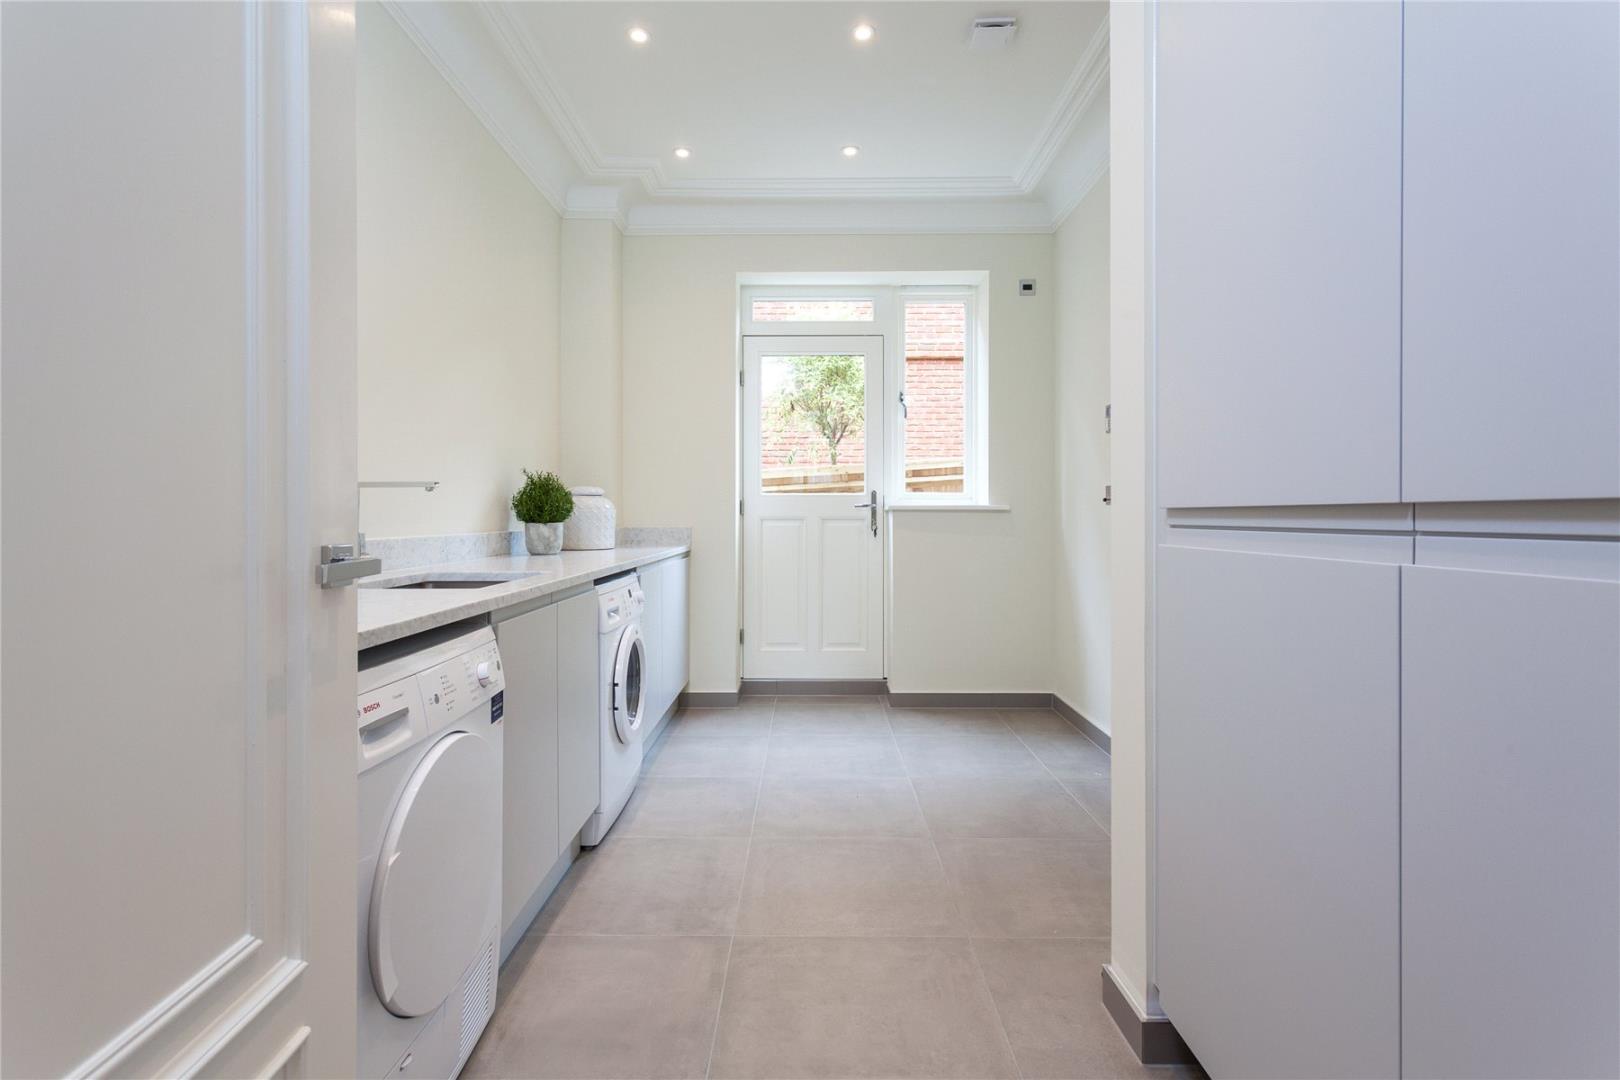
[4,3,1617,1080]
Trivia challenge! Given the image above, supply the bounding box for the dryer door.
[369,730,500,1018]
[612,624,646,743]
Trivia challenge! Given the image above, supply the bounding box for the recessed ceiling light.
[853,23,875,42]
[841,145,860,158]
[673,146,691,159]
[628,26,650,44]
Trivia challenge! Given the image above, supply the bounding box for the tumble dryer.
[356,625,505,1078]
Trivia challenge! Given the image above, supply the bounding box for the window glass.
[759,353,866,494]
[751,298,875,322]
[902,302,968,494]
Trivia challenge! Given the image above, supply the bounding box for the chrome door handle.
[852,490,879,536]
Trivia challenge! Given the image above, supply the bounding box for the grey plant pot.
[524,521,564,556]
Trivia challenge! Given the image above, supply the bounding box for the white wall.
[558,218,623,496]
[1054,176,1112,731]
[621,234,1056,695]
[357,4,560,538]
[1108,0,1158,1024]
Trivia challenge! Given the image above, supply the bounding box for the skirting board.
[743,678,889,696]
[680,690,740,708]
[1101,965,1200,1068]
[886,691,1053,708]
[1052,694,1111,752]
[500,846,575,964]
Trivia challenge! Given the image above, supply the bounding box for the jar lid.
[570,485,606,496]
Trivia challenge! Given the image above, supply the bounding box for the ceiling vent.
[969,16,1017,50]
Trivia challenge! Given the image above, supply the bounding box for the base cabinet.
[1157,544,1400,1079]
[1401,561,1620,1078]
[494,602,560,943]
[556,590,600,845]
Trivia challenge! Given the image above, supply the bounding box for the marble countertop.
[357,544,688,650]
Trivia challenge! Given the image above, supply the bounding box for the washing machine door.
[369,730,500,1018]
[612,624,646,743]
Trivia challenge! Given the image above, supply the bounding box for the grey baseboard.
[1101,966,1200,1068]
[743,678,889,697]
[679,690,740,708]
[500,846,574,965]
[1052,694,1111,752]
[886,691,1054,708]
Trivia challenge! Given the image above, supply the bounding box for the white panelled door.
[1,3,357,1077]
[743,337,884,680]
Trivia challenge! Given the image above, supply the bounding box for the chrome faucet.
[357,480,439,556]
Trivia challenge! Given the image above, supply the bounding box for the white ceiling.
[384,0,1111,232]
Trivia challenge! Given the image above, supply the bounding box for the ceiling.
[384,0,1111,232]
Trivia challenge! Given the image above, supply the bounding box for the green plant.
[776,354,865,466]
[511,469,574,524]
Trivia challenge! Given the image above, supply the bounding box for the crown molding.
[620,198,1059,236]
[1015,15,1111,192]
[379,1,574,214]
[1050,157,1111,231]
[475,3,1108,205]
[387,1,1111,233]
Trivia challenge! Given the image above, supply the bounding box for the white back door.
[742,336,885,680]
[2,4,358,1076]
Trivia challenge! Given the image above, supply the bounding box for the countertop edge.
[356,544,689,651]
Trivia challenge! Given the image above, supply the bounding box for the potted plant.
[511,469,574,555]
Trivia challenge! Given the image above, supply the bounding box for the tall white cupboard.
[1153,2,1620,1077]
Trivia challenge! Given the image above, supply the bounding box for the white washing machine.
[357,625,506,1079]
[579,572,647,847]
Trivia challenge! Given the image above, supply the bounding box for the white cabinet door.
[1402,559,1620,1078]
[1157,544,1400,1078]
[1156,0,1402,508]
[666,557,690,704]
[1403,1,1620,502]
[1,5,357,1077]
[495,604,559,943]
[557,589,601,845]
[640,561,668,723]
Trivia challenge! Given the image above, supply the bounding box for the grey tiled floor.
[465,697,1197,1080]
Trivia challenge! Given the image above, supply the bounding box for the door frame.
[739,332,888,681]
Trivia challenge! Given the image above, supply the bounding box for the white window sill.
[886,502,1010,513]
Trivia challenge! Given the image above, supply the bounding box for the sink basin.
[387,579,508,590]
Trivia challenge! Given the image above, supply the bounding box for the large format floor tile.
[885,706,1014,735]
[770,697,890,736]
[912,776,1108,839]
[470,701,1143,1079]
[709,936,1019,1079]
[536,836,749,936]
[642,734,769,778]
[935,837,1111,938]
[973,937,1175,1080]
[896,731,1050,778]
[735,837,964,936]
[664,697,774,737]
[1005,712,1112,782]
[764,733,907,778]
[614,777,760,837]
[462,934,728,1079]
[752,775,927,837]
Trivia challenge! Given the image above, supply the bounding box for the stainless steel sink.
[387,579,507,590]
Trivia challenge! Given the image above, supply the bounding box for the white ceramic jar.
[564,486,616,550]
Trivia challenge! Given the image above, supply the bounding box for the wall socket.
[1018,279,1037,296]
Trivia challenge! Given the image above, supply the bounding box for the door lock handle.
[852,490,879,536]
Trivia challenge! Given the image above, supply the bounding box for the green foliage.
[776,354,865,466]
[511,469,574,524]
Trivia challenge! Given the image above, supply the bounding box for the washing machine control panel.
[417,640,505,733]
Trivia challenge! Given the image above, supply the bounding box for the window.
[750,298,875,323]
[740,280,988,507]
[901,300,969,495]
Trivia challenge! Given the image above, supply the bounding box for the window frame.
[889,286,984,507]
[738,279,991,509]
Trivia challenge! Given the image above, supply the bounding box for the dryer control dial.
[475,661,493,687]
